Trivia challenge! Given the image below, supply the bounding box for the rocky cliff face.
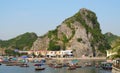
[31,8,110,57]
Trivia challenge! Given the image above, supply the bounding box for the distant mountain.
[0,32,38,50]
[31,8,110,57]
[104,32,119,45]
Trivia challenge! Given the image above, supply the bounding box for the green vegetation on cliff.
[109,38,120,59]
[48,40,61,51]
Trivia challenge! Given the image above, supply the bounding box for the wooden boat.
[34,64,45,71]
[20,63,29,67]
[54,64,62,68]
[68,66,76,70]
[68,64,76,70]
[51,63,62,68]
[48,63,54,67]
[101,62,112,70]
[85,62,92,67]
[75,65,82,68]
[35,67,45,71]
[6,63,16,66]
[74,63,82,68]
[63,63,69,67]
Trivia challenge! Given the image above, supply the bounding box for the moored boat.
[101,62,112,70]
[68,66,76,70]
[35,67,45,70]
[75,65,81,68]
[53,63,62,68]
[20,63,29,67]
[85,62,92,67]
[34,63,45,71]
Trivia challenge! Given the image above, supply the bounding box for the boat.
[6,62,16,66]
[67,63,76,70]
[20,63,29,67]
[85,62,92,67]
[48,63,54,67]
[63,63,69,67]
[73,63,81,68]
[101,62,112,70]
[34,64,45,71]
[53,64,62,68]
[75,65,81,68]
[35,67,45,70]
[68,66,76,70]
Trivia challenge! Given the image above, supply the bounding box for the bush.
[48,40,61,51]
[77,38,82,42]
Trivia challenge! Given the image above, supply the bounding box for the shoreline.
[27,57,106,61]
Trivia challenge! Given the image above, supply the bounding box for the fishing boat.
[20,63,29,67]
[35,67,45,70]
[34,64,45,71]
[6,62,17,66]
[85,62,92,67]
[101,62,112,70]
[53,64,62,68]
[68,66,76,70]
[75,64,82,68]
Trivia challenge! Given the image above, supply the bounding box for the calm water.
[0,63,111,73]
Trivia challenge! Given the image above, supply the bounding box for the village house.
[18,50,73,58]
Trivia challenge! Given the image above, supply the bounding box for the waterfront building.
[112,58,120,73]
[18,50,73,58]
[46,50,73,58]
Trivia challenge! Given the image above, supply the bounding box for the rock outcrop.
[31,8,110,57]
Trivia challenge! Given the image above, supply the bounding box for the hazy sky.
[0,0,120,40]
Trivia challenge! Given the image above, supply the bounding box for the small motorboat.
[101,62,112,70]
[53,64,62,68]
[74,63,81,68]
[75,65,82,68]
[68,64,76,70]
[20,63,29,67]
[35,67,45,70]
[34,64,45,71]
[85,62,92,67]
[6,63,15,66]
[68,66,76,70]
